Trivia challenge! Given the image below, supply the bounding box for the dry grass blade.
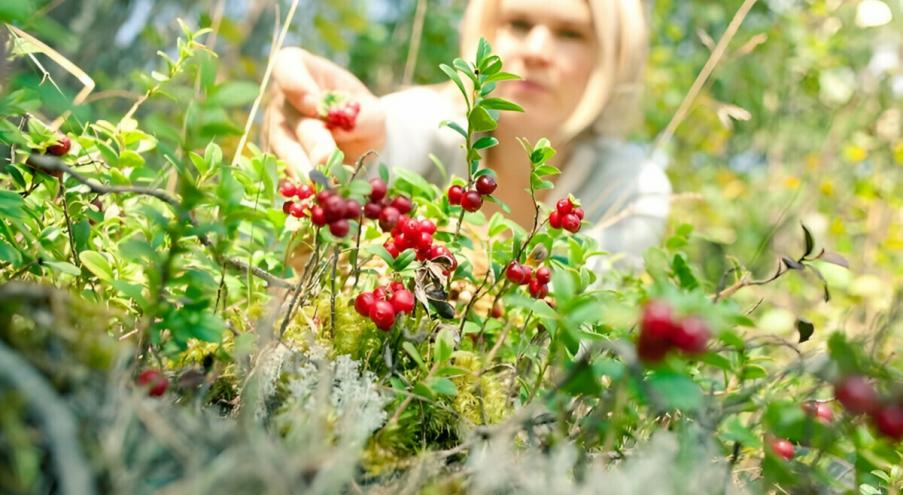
[231,0,301,167]
[6,24,95,129]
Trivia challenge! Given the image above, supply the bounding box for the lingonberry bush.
[1,8,901,495]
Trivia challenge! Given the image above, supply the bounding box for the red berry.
[282,200,294,214]
[296,183,314,200]
[354,292,375,316]
[548,210,562,229]
[369,178,387,202]
[641,300,677,341]
[322,196,346,223]
[400,217,420,238]
[802,401,834,424]
[461,190,483,212]
[137,369,168,397]
[369,300,396,330]
[872,404,903,441]
[289,202,306,218]
[389,281,406,292]
[316,189,333,204]
[505,262,528,285]
[415,247,431,261]
[420,219,436,235]
[561,213,581,233]
[637,330,669,364]
[447,185,464,205]
[329,219,350,237]
[475,175,497,195]
[769,438,795,460]
[378,206,401,232]
[535,266,551,285]
[529,278,548,299]
[390,289,415,314]
[384,239,400,258]
[344,199,362,219]
[391,196,413,215]
[415,231,433,250]
[310,205,327,226]
[279,181,298,197]
[574,207,585,220]
[394,232,411,251]
[671,316,710,355]
[491,303,504,318]
[373,287,388,301]
[835,376,879,415]
[47,136,71,156]
[364,202,383,219]
[556,198,573,214]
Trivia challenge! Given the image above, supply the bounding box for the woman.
[265,0,671,267]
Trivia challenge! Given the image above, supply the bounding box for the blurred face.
[491,0,598,132]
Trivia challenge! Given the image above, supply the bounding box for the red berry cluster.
[136,369,169,397]
[323,101,361,131]
[505,262,551,299]
[354,281,415,330]
[447,174,497,213]
[834,375,903,441]
[362,179,458,269]
[280,180,360,237]
[47,135,71,156]
[549,197,584,233]
[637,300,711,363]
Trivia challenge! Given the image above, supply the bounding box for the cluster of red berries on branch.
[354,281,416,330]
[637,300,711,363]
[447,174,497,213]
[834,375,903,441]
[505,261,551,299]
[322,101,361,132]
[280,180,360,237]
[136,369,169,397]
[549,197,584,233]
[361,178,413,230]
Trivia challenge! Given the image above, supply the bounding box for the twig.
[231,0,301,166]
[0,339,96,495]
[401,0,428,86]
[653,0,759,152]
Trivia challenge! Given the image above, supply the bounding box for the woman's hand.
[264,47,386,178]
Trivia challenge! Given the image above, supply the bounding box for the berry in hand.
[279,180,298,198]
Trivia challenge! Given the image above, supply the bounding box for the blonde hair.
[460,0,649,141]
